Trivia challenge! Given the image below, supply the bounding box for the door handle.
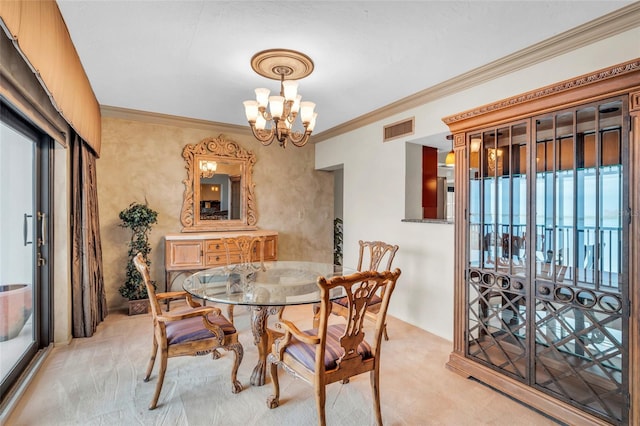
[24,214,33,246]
[37,212,47,246]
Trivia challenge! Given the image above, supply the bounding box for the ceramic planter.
[0,284,33,341]
[128,298,149,315]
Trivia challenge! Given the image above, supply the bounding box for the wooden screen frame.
[442,58,640,426]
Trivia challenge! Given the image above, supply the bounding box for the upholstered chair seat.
[165,313,237,345]
[283,324,373,371]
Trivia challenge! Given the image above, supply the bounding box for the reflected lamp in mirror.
[181,135,258,232]
[200,160,217,178]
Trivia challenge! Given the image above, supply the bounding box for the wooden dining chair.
[133,253,243,410]
[221,235,266,324]
[267,268,401,426]
[330,240,399,340]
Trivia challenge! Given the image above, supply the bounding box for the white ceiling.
[56,1,632,138]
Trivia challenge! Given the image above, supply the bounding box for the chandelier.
[199,160,217,178]
[243,49,317,148]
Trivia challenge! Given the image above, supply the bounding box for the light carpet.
[6,304,557,425]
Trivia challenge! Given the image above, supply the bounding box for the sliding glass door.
[0,103,51,400]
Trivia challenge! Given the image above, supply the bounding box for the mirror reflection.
[199,162,242,220]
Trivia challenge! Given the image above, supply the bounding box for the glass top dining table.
[183,261,356,386]
[183,261,355,306]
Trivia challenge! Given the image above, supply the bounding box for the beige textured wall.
[98,116,334,310]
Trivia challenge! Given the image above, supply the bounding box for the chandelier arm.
[259,108,273,122]
[249,123,276,146]
[286,112,297,126]
[288,131,311,147]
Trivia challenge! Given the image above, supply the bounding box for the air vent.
[383,117,414,142]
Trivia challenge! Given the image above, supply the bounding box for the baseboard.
[0,345,52,423]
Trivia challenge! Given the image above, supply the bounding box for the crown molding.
[442,58,640,128]
[100,105,251,135]
[312,2,640,143]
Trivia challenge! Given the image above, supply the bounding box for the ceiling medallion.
[250,49,314,81]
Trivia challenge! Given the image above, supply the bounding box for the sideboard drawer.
[205,239,227,253]
[205,251,226,267]
[206,251,245,266]
[205,238,239,267]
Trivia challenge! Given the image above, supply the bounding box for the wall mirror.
[180,135,258,231]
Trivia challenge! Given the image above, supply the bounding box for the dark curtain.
[71,131,107,337]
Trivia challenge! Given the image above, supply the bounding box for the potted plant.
[118,202,158,314]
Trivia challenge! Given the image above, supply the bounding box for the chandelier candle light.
[199,160,217,178]
[243,49,317,148]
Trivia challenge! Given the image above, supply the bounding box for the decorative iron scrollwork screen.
[466,96,628,424]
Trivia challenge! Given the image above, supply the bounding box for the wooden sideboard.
[164,230,278,292]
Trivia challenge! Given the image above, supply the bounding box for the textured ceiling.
[56,1,632,137]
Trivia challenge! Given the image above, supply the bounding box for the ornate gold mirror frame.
[181,135,257,232]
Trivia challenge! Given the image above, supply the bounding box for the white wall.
[315,27,640,341]
[334,168,343,220]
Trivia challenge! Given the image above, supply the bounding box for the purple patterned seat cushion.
[284,324,372,371]
[333,293,382,308]
[165,313,236,345]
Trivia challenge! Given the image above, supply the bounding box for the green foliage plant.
[118,202,158,300]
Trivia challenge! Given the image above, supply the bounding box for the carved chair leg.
[144,335,158,382]
[149,348,168,410]
[228,305,235,324]
[383,324,389,341]
[370,368,383,426]
[315,381,327,426]
[227,342,244,394]
[267,360,280,409]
